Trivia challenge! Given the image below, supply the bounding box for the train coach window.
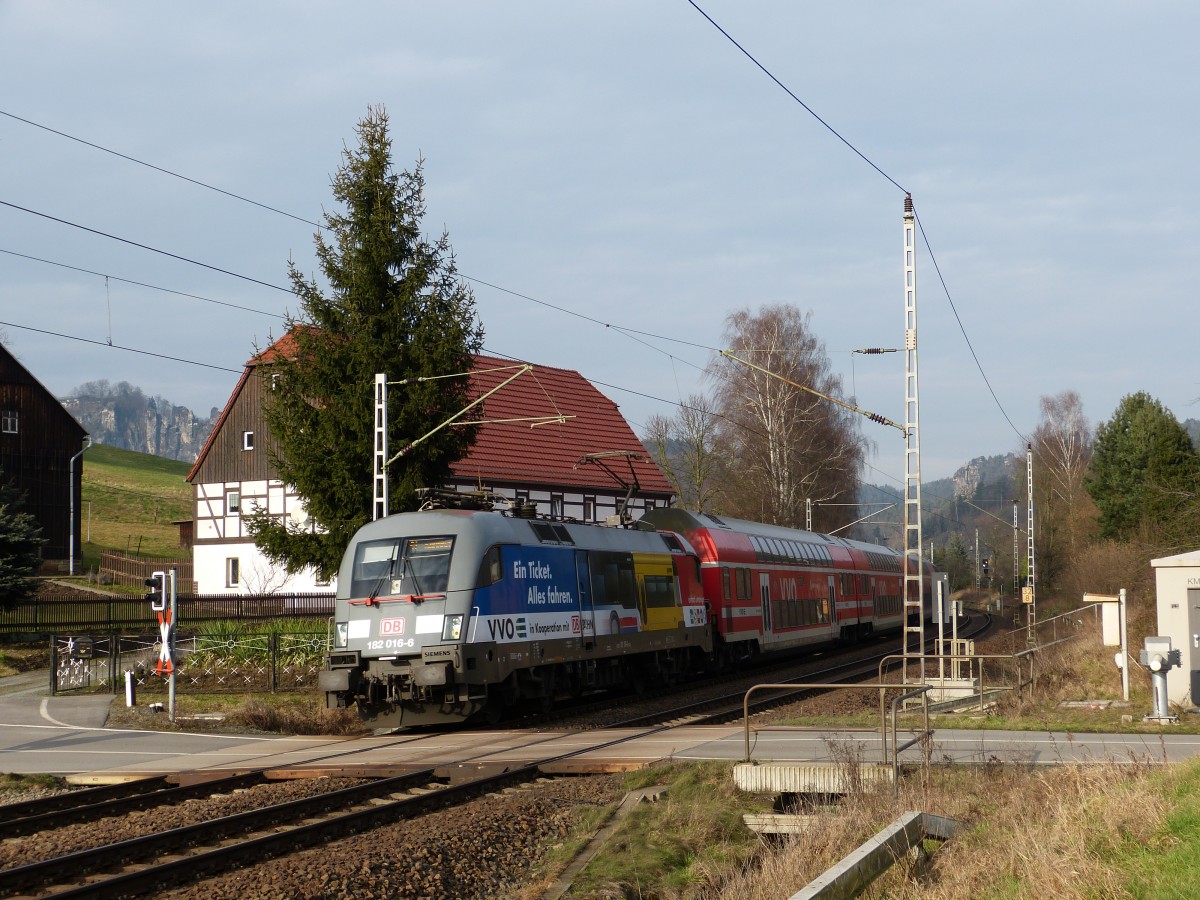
[736,568,752,601]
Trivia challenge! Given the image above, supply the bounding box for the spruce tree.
[1085,391,1200,541]
[0,474,45,608]
[248,107,484,578]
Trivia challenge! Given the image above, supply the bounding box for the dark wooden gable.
[187,366,278,485]
[0,343,88,563]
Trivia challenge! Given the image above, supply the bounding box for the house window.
[226,557,240,587]
[550,494,564,518]
[227,490,241,514]
[1,410,17,434]
[583,496,596,522]
[243,431,255,450]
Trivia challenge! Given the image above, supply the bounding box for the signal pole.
[901,195,925,687]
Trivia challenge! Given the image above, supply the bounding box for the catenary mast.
[901,195,925,685]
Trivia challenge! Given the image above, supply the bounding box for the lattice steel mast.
[901,195,925,685]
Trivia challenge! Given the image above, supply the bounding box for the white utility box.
[1150,549,1200,707]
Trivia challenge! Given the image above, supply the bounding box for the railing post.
[49,635,57,695]
[979,659,985,713]
[269,632,278,693]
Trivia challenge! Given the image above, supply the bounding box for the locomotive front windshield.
[350,535,455,599]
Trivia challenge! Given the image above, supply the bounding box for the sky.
[2,1,1197,485]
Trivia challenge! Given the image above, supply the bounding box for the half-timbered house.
[0,342,89,570]
[187,336,674,594]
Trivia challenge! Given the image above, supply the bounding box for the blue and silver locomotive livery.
[321,504,711,728]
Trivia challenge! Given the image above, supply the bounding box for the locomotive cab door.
[575,551,595,650]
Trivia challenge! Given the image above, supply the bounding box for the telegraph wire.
[0,109,320,228]
[0,200,292,295]
[460,274,715,353]
[0,248,285,320]
[0,320,243,374]
[5,96,1016,475]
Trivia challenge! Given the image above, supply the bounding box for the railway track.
[0,612,992,897]
[540,610,994,730]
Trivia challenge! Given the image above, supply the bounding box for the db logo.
[380,618,405,636]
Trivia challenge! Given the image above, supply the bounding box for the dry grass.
[671,759,1172,900]
[225,697,367,735]
[104,693,367,736]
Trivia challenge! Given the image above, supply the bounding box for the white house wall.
[193,477,331,595]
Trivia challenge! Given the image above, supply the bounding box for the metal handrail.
[889,686,932,794]
[878,652,1035,713]
[741,682,931,767]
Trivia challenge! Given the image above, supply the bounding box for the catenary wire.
[5,95,1014,514]
[0,319,243,374]
[685,1,1029,452]
[0,248,286,319]
[0,109,320,228]
[0,199,292,294]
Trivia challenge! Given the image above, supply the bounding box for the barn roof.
[0,342,88,440]
[452,354,672,495]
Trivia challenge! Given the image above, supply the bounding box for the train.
[320,496,938,729]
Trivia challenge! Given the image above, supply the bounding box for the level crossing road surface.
[4,687,1200,781]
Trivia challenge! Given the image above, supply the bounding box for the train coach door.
[827,575,838,632]
[760,573,772,641]
[575,551,595,650]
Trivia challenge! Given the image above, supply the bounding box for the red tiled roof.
[188,333,671,496]
[453,355,672,495]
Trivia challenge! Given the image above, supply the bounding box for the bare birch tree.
[1028,390,1098,593]
[643,393,725,512]
[708,305,865,531]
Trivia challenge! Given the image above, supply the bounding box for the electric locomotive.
[321,502,711,729]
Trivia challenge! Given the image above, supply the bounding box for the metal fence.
[51,630,330,695]
[1,593,336,635]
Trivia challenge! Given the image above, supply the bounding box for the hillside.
[63,380,218,463]
[80,443,192,566]
[855,453,1018,553]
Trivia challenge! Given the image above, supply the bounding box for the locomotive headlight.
[335,622,349,648]
[442,614,463,641]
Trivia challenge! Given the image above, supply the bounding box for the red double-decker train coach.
[640,508,934,663]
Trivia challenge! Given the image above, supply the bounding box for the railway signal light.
[145,571,167,611]
[982,558,990,576]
